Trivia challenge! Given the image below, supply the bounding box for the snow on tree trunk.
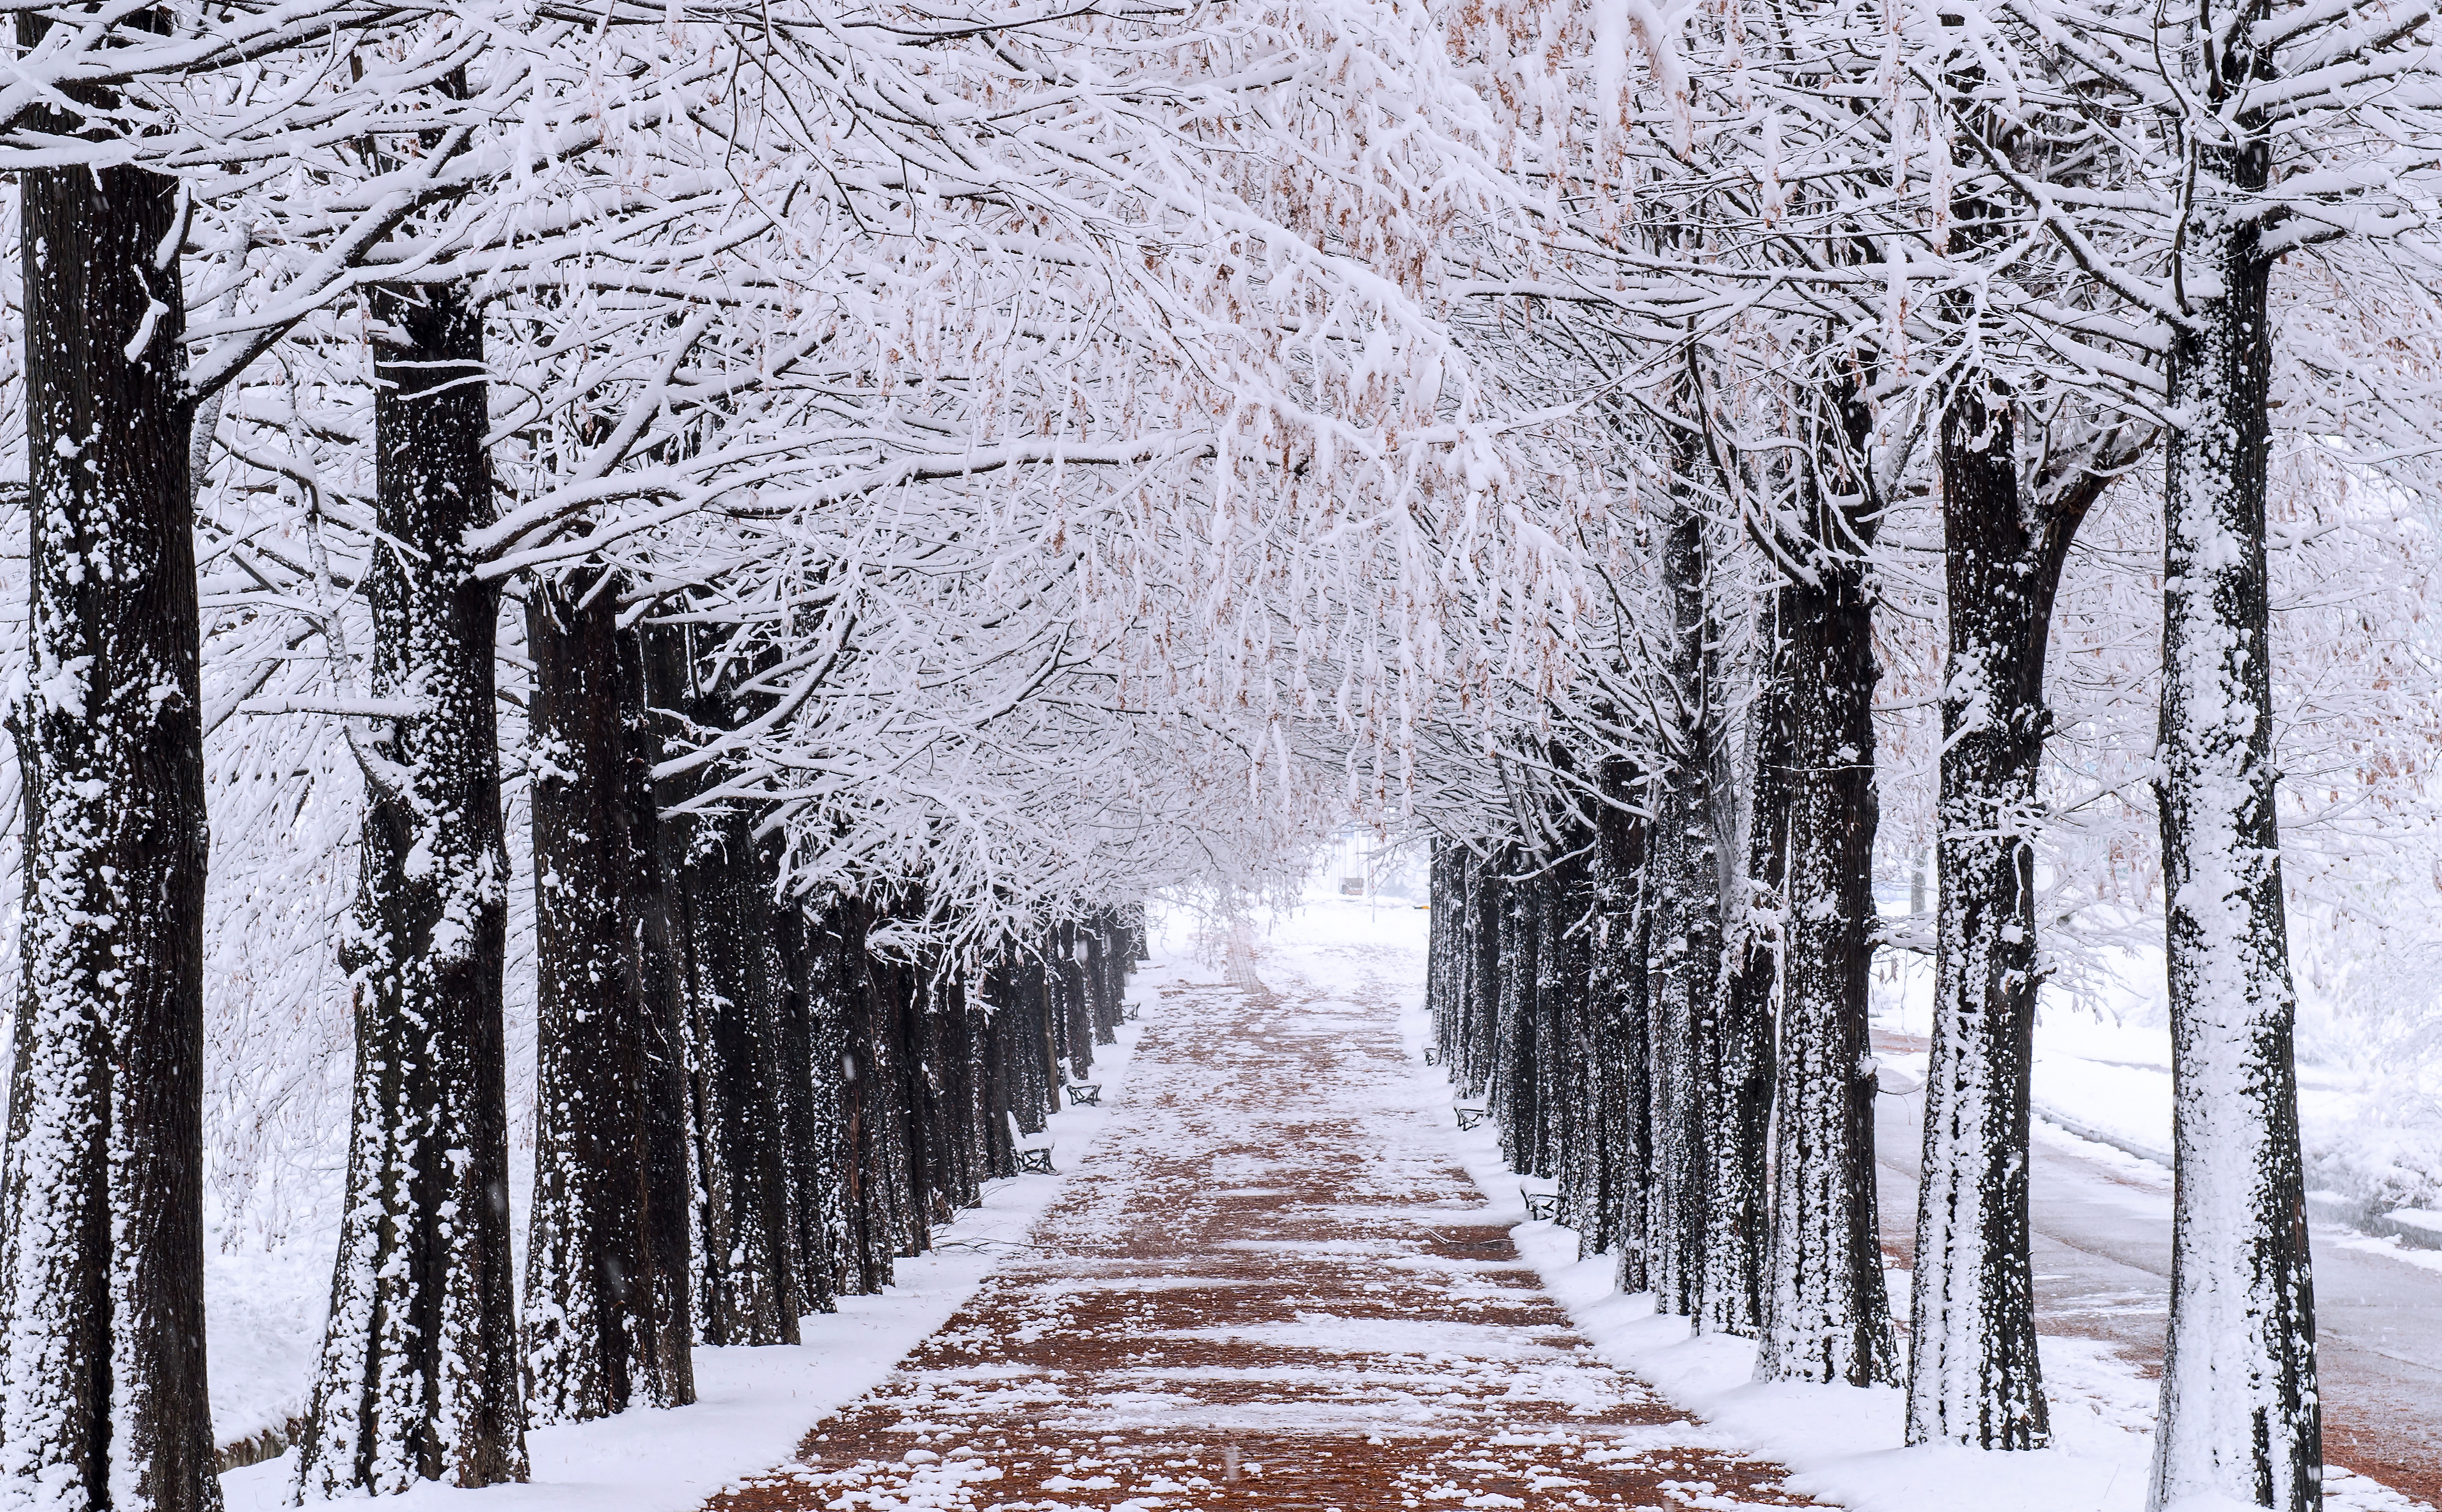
[1532,844,1578,1183]
[1494,860,1541,1174]
[1907,389,2053,1449]
[1756,554,1901,1388]
[1058,922,1094,1083]
[521,572,689,1423]
[1465,851,1503,1101]
[773,902,837,1316]
[2145,136,2320,1512]
[616,622,697,1406]
[0,84,221,1512]
[1648,497,1724,1320]
[296,279,528,1494]
[819,906,883,1296]
[1703,735,1776,1344]
[1543,824,1593,1219]
[1591,755,1652,1293]
[682,815,800,1347]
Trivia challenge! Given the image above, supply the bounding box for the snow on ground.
[218,964,1171,1511]
[1257,888,2431,1512]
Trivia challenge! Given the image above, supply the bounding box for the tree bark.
[0,74,220,1509]
[682,817,799,1346]
[774,901,837,1315]
[298,279,528,1493]
[2145,126,2320,1512]
[1465,850,1503,1101]
[521,572,690,1423]
[1648,496,1726,1321]
[1755,544,1901,1388]
[1494,860,1541,1175]
[1590,757,1652,1293]
[618,622,697,1406]
[1906,389,2065,1449]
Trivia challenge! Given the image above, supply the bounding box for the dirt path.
[710,960,1813,1512]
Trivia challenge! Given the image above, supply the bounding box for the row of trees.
[1364,1,2442,1511]
[6,0,2442,1511]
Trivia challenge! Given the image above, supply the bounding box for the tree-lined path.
[702,948,1814,1512]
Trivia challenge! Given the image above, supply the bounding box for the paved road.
[1871,1030,2442,1503]
[710,959,1815,1511]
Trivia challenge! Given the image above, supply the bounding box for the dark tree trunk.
[1907,389,2068,1449]
[522,571,688,1422]
[1427,842,1458,1058]
[1058,922,1094,1083]
[1494,860,1541,1174]
[618,622,697,1406]
[683,817,799,1346]
[888,955,941,1249]
[819,902,891,1296]
[1705,655,1783,1343]
[1589,758,1653,1293]
[299,280,528,1493]
[1532,842,1580,1185]
[775,902,838,1315]
[1010,957,1055,1138]
[1755,547,1900,1388]
[2146,127,2319,1512]
[1465,851,1503,1101]
[981,968,1022,1179]
[1085,925,1119,1048]
[1648,495,1726,1321]
[0,75,219,1509]
[1547,827,1598,1241]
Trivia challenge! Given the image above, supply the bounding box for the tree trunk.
[684,817,800,1346]
[298,280,528,1493]
[1465,851,1503,1101]
[1907,388,2054,1449]
[1059,922,1094,1083]
[2145,141,2319,1512]
[1755,556,1901,1388]
[0,88,220,1511]
[774,901,838,1315]
[821,902,891,1296]
[1648,496,1726,1321]
[1494,861,1541,1174]
[523,572,682,1423]
[1591,757,1652,1293]
[618,622,697,1406]
[1548,829,1598,1245]
[1706,595,1783,1342]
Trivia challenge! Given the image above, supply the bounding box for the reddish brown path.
[710,957,1813,1511]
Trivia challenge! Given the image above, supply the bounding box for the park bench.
[1522,1188,1559,1222]
[1423,1046,1440,1066]
[1066,1082,1103,1106]
[1455,1105,1488,1131]
[1007,1112,1056,1174]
